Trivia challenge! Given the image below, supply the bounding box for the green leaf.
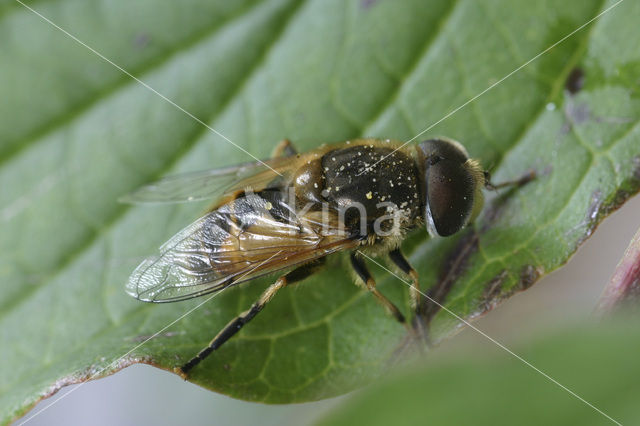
[316,317,640,426]
[2,0,639,421]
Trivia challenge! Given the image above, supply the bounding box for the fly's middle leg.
[350,252,409,330]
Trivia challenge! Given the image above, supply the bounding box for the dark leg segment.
[271,139,298,158]
[178,260,324,376]
[484,170,536,190]
[388,248,421,312]
[350,252,406,325]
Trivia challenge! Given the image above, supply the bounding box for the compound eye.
[425,160,475,236]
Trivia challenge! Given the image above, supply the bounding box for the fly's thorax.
[292,156,326,206]
[205,188,319,276]
[319,142,422,236]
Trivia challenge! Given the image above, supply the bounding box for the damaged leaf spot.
[478,270,510,314]
[518,264,543,291]
[565,67,585,95]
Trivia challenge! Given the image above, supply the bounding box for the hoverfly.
[124,138,532,376]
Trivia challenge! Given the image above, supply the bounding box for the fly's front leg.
[271,139,298,158]
[388,248,429,345]
[388,248,421,314]
[484,169,536,190]
[350,252,409,330]
[177,260,324,377]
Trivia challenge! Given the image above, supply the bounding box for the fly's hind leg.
[271,139,298,158]
[177,259,324,377]
[350,252,409,330]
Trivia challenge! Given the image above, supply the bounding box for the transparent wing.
[119,156,295,204]
[126,191,357,302]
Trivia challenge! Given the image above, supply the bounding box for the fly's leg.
[388,248,430,345]
[177,260,324,377]
[388,248,421,314]
[484,170,536,190]
[350,252,409,330]
[271,139,298,158]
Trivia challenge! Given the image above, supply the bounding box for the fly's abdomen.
[207,190,322,276]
